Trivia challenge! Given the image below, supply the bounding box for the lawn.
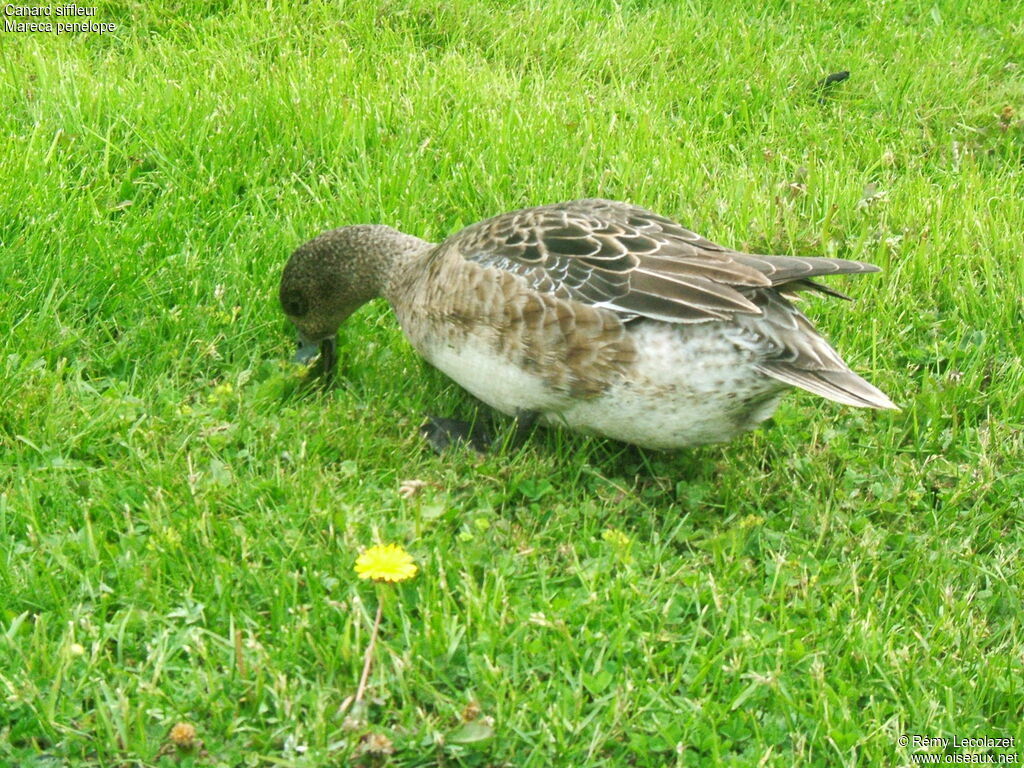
[1,0,1023,765]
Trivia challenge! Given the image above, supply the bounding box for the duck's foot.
[420,410,540,455]
[420,416,492,454]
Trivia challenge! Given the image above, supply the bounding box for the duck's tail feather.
[756,362,899,410]
[734,254,880,286]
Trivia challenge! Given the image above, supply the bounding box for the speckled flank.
[397,274,787,449]
[413,316,786,450]
[555,322,787,448]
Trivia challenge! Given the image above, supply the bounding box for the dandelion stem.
[354,601,383,706]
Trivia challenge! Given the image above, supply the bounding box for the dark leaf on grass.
[818,70,850,88]
[817,71,850,103]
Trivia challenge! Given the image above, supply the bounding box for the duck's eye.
[281,290,308,318]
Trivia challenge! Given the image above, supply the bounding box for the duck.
[279,199,896,451]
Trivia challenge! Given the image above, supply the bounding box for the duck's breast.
[394,258,635,413]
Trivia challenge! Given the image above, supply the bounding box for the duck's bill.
[293,334,338,376]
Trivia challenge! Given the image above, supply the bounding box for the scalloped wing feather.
[442,199,880,325]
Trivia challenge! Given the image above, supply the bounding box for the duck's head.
[279,225,430,377]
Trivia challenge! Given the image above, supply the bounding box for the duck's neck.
[375,228,436,303]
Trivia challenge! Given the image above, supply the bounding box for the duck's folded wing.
[441,199,878,323]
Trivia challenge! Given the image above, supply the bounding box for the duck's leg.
[317,337,338,384]
[509,409,540,446]
[419,409,539,454]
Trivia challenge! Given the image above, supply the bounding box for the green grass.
[2,0,1023,765]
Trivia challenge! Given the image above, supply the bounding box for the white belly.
[415,322,786,450]
[420,340,571,415]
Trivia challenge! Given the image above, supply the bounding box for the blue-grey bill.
[293,337,321,365]
[293,334,338,378]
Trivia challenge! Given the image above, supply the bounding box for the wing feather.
[441,199,880,325]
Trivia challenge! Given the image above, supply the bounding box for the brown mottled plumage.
[279,199,896,450]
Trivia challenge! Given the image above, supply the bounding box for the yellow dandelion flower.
[602,528,631,547]
[206,381,234,404]
[602,528,633,564]
[355,544,418,583]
